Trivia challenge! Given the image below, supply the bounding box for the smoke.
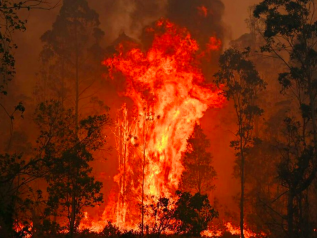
[96,0,167,45]
[99,0,227,48]
[166,0,226,45]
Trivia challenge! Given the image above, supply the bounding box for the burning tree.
[215,48,265,238]
[180,123,216,195]
[104,20,224,229]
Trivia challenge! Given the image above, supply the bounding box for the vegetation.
[215,48,265,238]
[3,0,317,238]
[34,100,109,237]
[180,123,216,195]
[142,191,218,237]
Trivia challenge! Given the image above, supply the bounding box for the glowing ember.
[101,19,224,230]
[201,222,266,238]
[14,222,33,238]
[207,36,222,51]
[197,5,208,17]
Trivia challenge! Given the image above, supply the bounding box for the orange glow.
[14,222,33,238]
[207,36,222,51]
[197,5,208,17]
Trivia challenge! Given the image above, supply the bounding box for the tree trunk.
[70,21,79,238]
[240,132,245,238]
[75,33,79,135]
[287,191,294,238]
[240,150,245,238]
[69,196,76,238]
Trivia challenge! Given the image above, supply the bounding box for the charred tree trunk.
[287,190,294,238]
[61,59,65,106]
[75,26,79,136]
[70,21,80,238]
[70,192,76,238]
[240,135,245,238]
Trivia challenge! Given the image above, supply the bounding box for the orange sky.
[222,0,260,45]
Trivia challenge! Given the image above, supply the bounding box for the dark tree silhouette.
[143,197,175,237]
[34,100,110,237]
[0,0,54,95]
[36,0,106,130]
[174,191,218,236]
[180,123,216,195]
[254,1,317,237]
[215,48,265,238]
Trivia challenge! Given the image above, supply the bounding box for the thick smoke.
[100,0,226,48]
[97,0,166,44]
[166,0,226,46]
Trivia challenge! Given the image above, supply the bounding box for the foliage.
[102,221,121,237]
[141,191,217,237]
[34,100,110,236]
[0,153,43,236]
[215,48,265,238]
[214,47,265,175]
[215,49,265,142]
[0,0,52,95]
[174,191,218,236]
[180,123,216,195]
[143,197,176,237]
[254,0,317,97]
[254,1,317,237]
[35,0,105,106]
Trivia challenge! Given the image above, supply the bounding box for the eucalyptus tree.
[254,1,317,237]
[37,0,105,130]
[34,100,110,237]
[215,48,265,238]
[180,123,216,195]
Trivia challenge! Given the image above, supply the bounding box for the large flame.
[101,20,224,229]
[75,20,266,238]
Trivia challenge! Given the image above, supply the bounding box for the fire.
[102,19,224,229]
[201,222,266,238]
[207,36,222,51]
[197,5,208,17]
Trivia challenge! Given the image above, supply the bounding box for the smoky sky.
[97,0,166,45]
[167,0,226,45]
[99,0,227,47]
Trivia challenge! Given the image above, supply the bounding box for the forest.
[1,0,317,238]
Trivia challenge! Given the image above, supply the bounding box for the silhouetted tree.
[36,0,105,130]
[141,191,217,237]
[180,123,216,195]
[174,191,218,236]
[0,3,56,234]
[0,0,54,95]
[34,100,109,237]
[215,48,265,238]
[143,197,175,237]
[254,1,317,237]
